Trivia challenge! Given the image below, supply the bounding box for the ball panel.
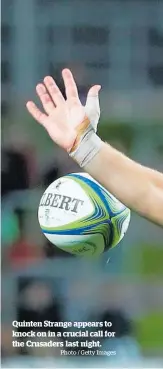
[111,208,131,247]
[44,233,105,257]
[70,173,126,214]
[38,176,94,229]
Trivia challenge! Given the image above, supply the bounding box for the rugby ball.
[38,173,130,257]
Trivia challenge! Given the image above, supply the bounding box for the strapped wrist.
[69,116,102,167]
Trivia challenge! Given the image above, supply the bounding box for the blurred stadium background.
[1,0,163,367]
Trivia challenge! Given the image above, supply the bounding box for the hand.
[26,69,101,151]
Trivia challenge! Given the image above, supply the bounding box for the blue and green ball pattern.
[40,173,130,256]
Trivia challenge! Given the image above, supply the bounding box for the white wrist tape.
[69,117,102,167]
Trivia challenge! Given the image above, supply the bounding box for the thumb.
[87,85,101,97]
[85,85,101,131]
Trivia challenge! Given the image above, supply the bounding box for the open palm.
[26,69,101,151]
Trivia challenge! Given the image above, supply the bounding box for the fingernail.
[62,68,70,75]
[44,76,52,83]
[36,84,44,93]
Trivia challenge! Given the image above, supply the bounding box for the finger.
[36,83,55,114]
[86,85,101,115]
[87,85,101,98]
[85,85,101,130]
[44,76,65,106]
[26,101,47,127]
[62,68,80,103]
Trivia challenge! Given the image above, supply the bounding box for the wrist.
[69,117,102,167]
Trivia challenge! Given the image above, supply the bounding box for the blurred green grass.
[135,312,163,350]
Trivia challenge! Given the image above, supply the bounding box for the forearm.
[85,142,163,226]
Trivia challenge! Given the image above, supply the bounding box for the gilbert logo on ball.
[38,173,131,257]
